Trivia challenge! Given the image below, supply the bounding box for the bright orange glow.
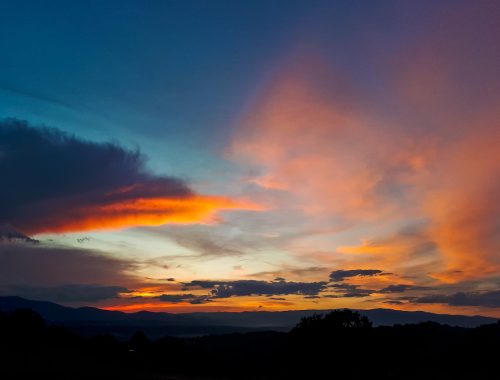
[104,295,319,313]
[28,195,263,234]
[105,302,167,312]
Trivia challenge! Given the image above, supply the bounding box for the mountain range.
[0,296,496,338]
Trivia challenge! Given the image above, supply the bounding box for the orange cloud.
[336,227,440,283]
[27,195,262,234]
[232,55,439,225]
[422,127,500,282]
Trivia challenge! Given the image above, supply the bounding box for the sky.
[1,0,499,316]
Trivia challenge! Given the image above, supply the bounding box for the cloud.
[0,241,137,288]
[379,284,426,293]
[336,223,439,276]
[326,275,429,298]
[413,291,500,308]
[328,282,374,297]
[181,281,220,289]
[231,57,429,224]
[158,293,211,304]
[230,3,500,285]
[183,279,327,298]
[326,285,374,298]
[163,225,245,257]
[397,6,500,282]
[3,284,129,303]
[0,119,256,234]
[250,266,328,280]
[0,241,139,303]
[329,269,383,282]
[329,283,361,291]
[384,300,405,305]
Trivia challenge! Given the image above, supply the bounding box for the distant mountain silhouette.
[0,296,495,338]
[0,296,193,324]
[187,308,496,328]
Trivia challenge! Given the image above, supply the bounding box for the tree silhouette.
[291,309,372,334]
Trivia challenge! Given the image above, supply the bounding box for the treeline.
[1,308,500,379]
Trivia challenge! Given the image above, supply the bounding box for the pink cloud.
[230,3,500,284]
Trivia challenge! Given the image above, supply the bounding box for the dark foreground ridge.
[1,299,500,379]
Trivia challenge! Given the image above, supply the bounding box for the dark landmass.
[0,306,499,379]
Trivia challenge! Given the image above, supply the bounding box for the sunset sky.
[1,0,499,316]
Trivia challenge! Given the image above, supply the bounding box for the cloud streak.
[0,241,139,303]
[5,284,129,303]
[0,242,136,287]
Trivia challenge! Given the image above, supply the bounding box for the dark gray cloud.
[3,284,129,303]
[340,289,374,298]
[158,293,211,304]
[183,279,327,298]
[325,289,374,298]
[327,281,429,298]
[329,283,361,291]
[384,300,405,305]
[0,119,191,234]
[182,280,221,290]
[327,282,375,298]
[329,269,383,282]
[379,284,428,293]
[413,291,500,308]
